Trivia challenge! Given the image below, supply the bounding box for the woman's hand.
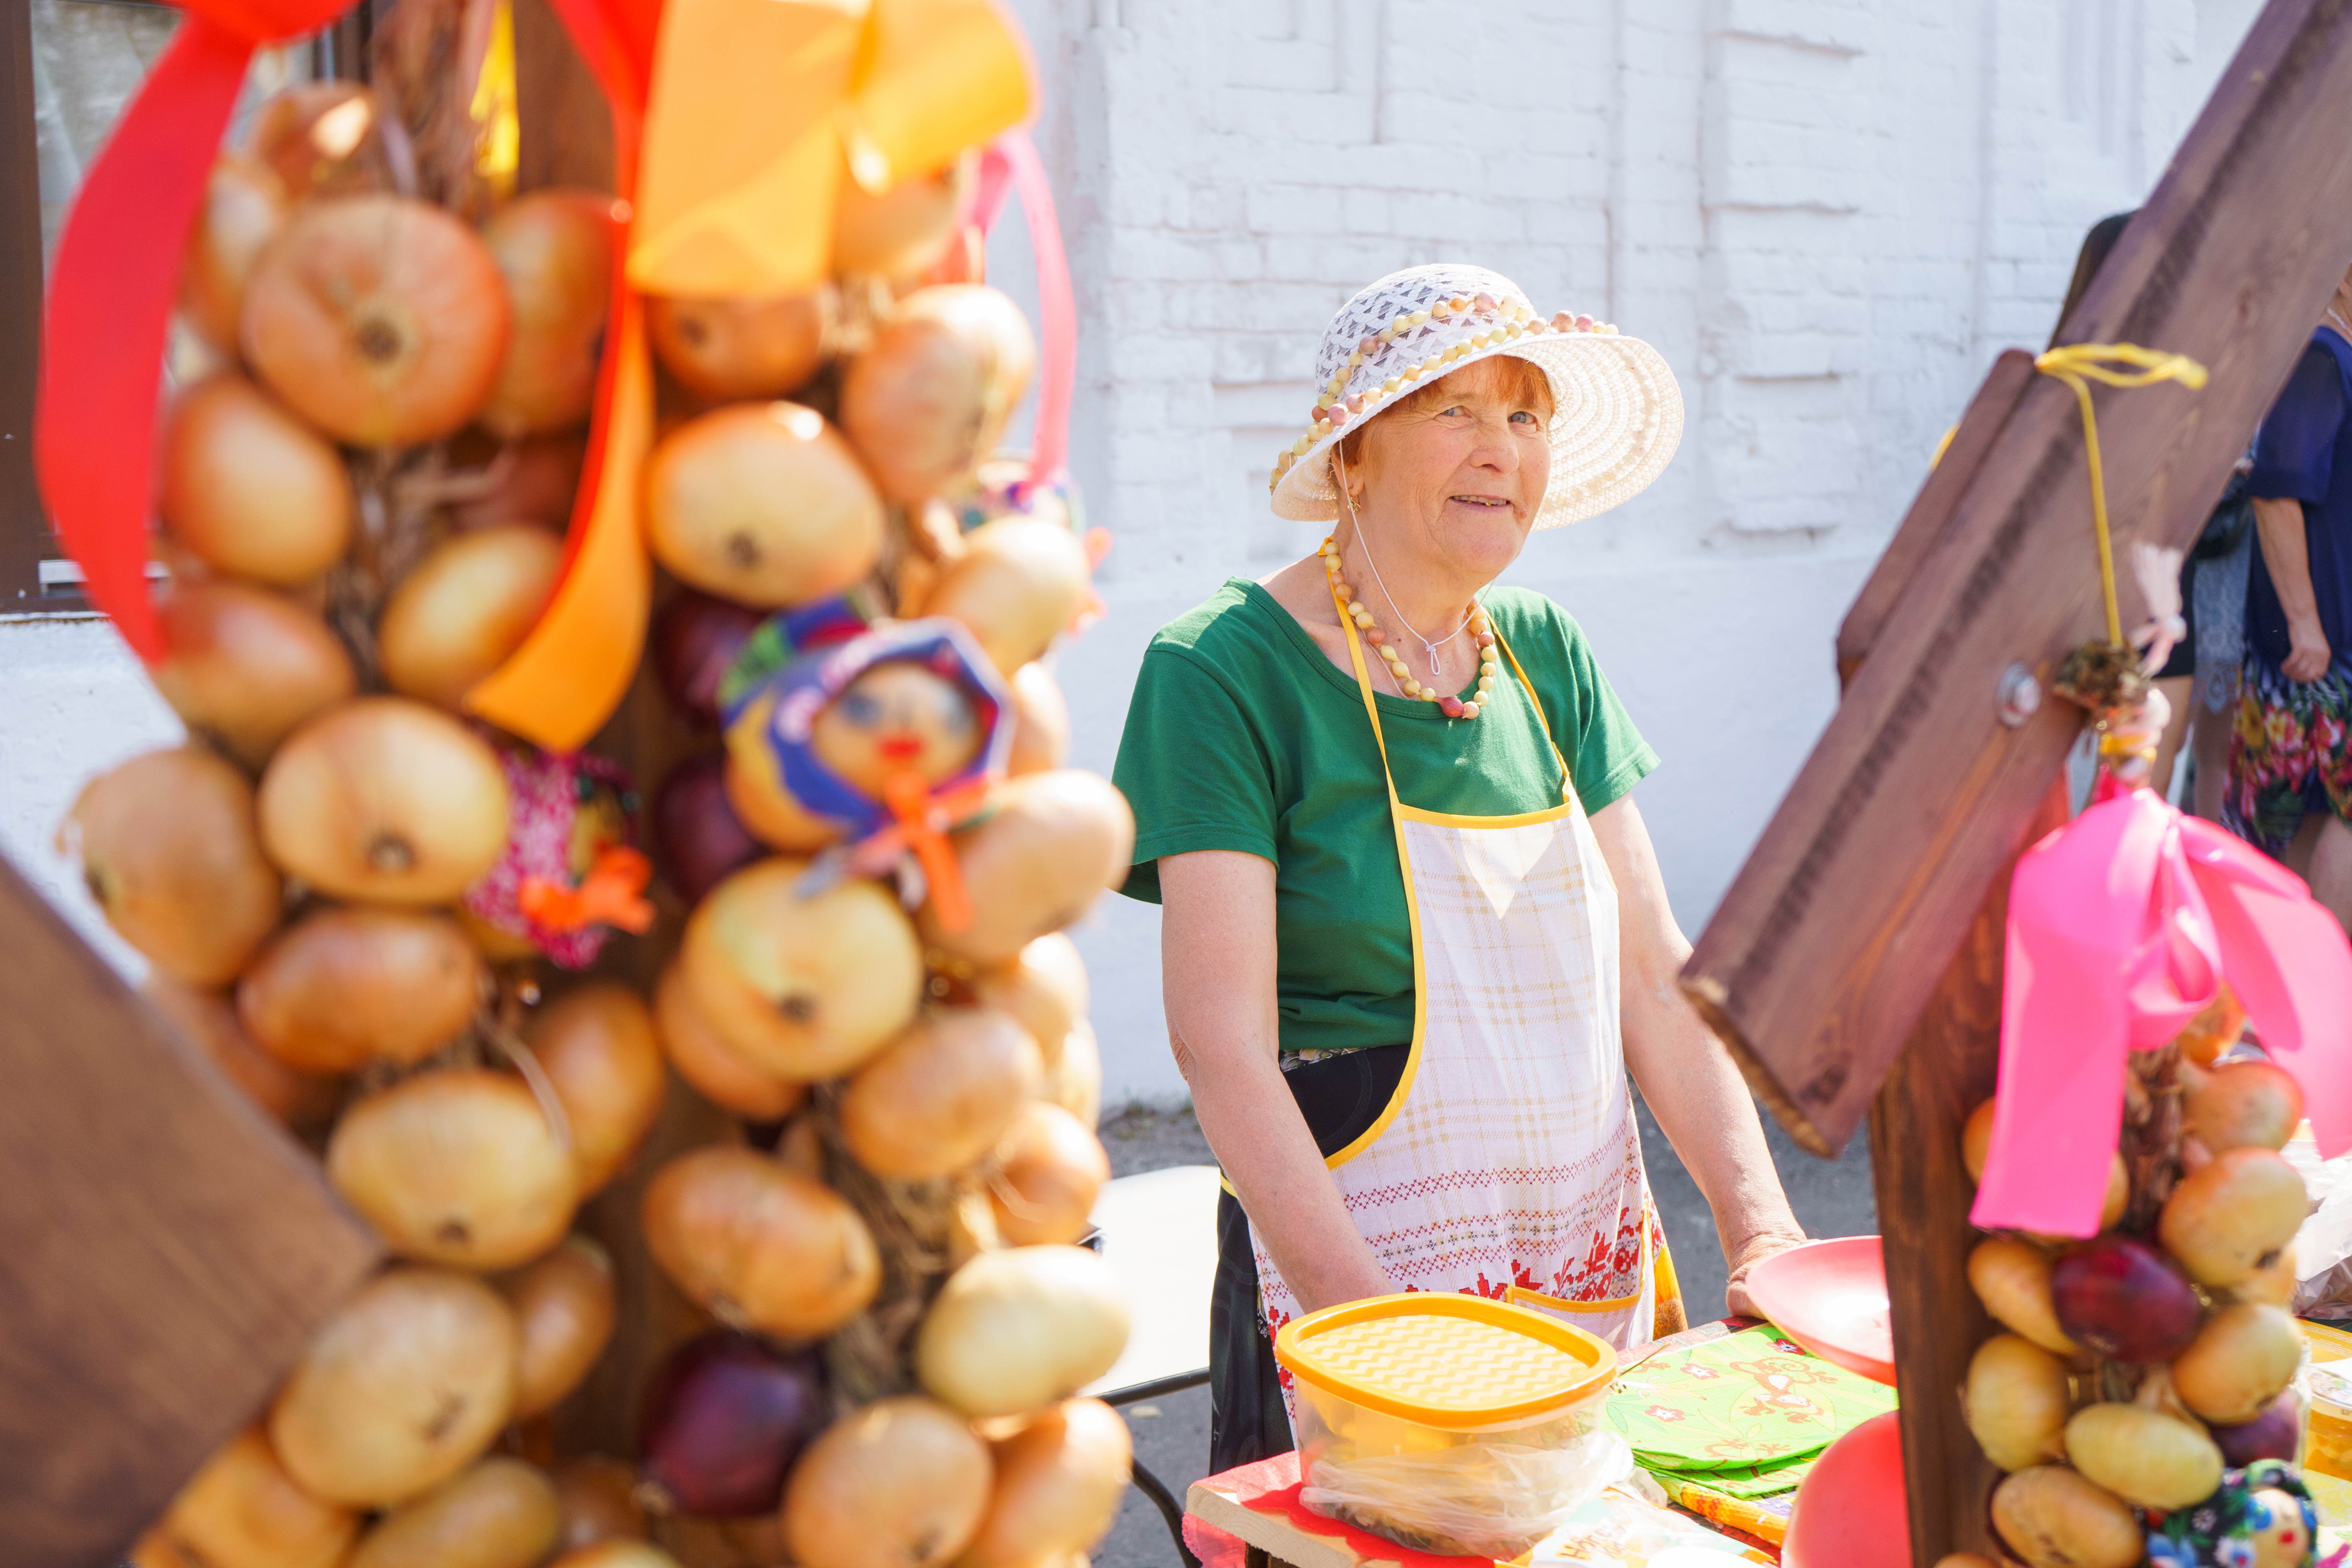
[1723,1229,1811,1322]
[2286,614,2334,683]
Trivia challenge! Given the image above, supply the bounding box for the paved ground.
[1089,1094,1877,1568]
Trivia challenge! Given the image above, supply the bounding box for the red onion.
[638,1331,828,1516]
[652,753,762,904]
[653,589,766,727]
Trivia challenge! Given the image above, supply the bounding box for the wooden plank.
[1835,351,2040,684]
[1682,0,2352,1156]
[0,856,381,1567]
[1868,782,2068,1568]
[0,0,66,612]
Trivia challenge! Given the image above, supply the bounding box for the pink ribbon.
[974,129,1074,500]
[1972,780,2352,1237]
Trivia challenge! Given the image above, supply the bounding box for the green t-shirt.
[1112,579,1658,1055]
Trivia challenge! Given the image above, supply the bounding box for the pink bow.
[1972,782,2352,1237]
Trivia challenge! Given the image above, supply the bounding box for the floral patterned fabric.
[1599,1324,1897,1501]
[2222,656,2352,855]
[2145,1461,2333,1568]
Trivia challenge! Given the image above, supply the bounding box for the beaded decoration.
[1321,535,1499,721]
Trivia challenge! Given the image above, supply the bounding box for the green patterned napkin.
[1599,1323,1898,1500]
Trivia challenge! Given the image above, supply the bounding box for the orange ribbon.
[868,771,991,931]
[518,843,657,934]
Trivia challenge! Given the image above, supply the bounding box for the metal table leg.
[1129,1456,1203,1568]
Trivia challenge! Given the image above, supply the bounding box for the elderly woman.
[1109,264,1807,1469]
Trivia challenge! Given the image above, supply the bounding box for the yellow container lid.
[1273,1293,1619,1431]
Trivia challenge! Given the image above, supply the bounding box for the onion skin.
[550,1547,685,1568]
[327,1069,579,1270]
[449,430,587,533]
[68,746,281,986]
[531,982,668,1195]
[160,373,353,585]
[840,1008,1043,1180]
[478,190,614,437]
[781,1397,992,1568]
[1961,1099,1995,1182]
[2158,1147,2310,1286]
[645,402,885,608]
[642,1145,880,1340]
[166,1427,359,1568]
[144,971,339,1128]
[972,934,1088,1070]
[988,1103,1110,1247]
[2183,1060,2304,1154]
[653,753,766,904]
[2233,1248,2300,1307]
[2211,1389,2305,1466]
[833,160,967,281]
[1006,661,1071,776]
[2064,1402,2224,1510]
[2170,1303,2303,1425]
[653,590,766,730]
[155,580,359,769]
[679,858,924,1080]
[348,1457,562,1568]
[918,771,1136,966]
[500,1235,617,1419]
[257,696,512,905]
[647,292,828,403]
[237,905,484,1072]
[243,194,512,447]
[181,154,290,348]
[2049,1235,2203,1362]
[839,285,1036,506]
[2175,983,2246,1065]
[916,1245,1131,1419]
[553,1456,648,1550]
[248,83,394,199]
[636,1330,829,1517]
[958,1398,1133,1568]
[379,525,565,710]
[922,519,1092,679]
[654,960,807,1123]
[1966,1237,2078,1356]
[1989,1467,2142,1568]
[270,1266,519,1508]
[1044,1019,1102,1130]
[1962,1334,2072,1472]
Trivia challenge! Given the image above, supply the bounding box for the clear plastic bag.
[1298,1428,1635,1560]
[2286,1134,2352,1320]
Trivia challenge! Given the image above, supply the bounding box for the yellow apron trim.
[1396,800,1576,831]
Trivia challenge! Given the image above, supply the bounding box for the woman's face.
[1342,356,1552,578]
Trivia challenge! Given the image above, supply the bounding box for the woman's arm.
[1589,795,1806,1317]
[2254,494,2331,681]
[1159,849,1393,1312]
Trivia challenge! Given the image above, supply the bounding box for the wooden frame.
[0,0,70,614]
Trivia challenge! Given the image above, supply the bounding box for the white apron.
[1248,590,1679,1414]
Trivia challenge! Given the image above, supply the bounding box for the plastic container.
[2308,1361,2352,1481]
[1274,1293,1625,1559]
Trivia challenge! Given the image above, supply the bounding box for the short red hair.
[1334,355,1555,469]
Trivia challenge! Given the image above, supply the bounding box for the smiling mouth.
[1451,495,1513,509]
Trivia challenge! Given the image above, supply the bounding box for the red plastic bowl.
[1741,1235,1895,1386]
[1782,1410,1909,1568]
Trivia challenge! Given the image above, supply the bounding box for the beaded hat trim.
[1268,262,1684,529]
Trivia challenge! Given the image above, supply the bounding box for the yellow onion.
[841,1008,1043,1180]
[154,580,359,769]
[645,403,884,608]
[66,746,281,985]
[327,1069,578,1269]
[144,971,339,1129]
[922,519,1091,678]
[2175,983,2246,1065]
[236,905,484,1072]
[781,1397,991,1568]
[647,292,829,403]
[919,771,1135,965]
[833,157,969,281]
[916,1245,1130,1418]
[257,697,512,905]
[159,372,353,585]
[2170,1303,2303,1425]
[2233,1248,2300,1308]
[1961,1098,1996,1182]
[989,1103,1111,1247]
[957,1398,1132,1568]
[243,194,512,447]
[348,1457,561,1568]
[379,525,564,710]
[552,1456,647,1551]
[550,1547,682,1568]
[1006,661,1071,777]
[166,1427,359,1568]
[654,960,807,1122]
[2064,1402,2224,1510]
[180,154,290,349]
[1962,1335,2072,1472]
[642,1145,880,1339]
[1044,1020,1102,1129]
[499,1236,617,1420]
[1931,1557,2000,1568]
[2158,1146,2309,1286]
[247,83,395,199]
[270,1266,518,1508]
[839,285,1035,506]
[2184,1060,2304,1154]
[972,934,1088,1069]
[1966,1237,2077,1356]
[1989,1467,2141,1568]
[530,982,668,1195]
[679,858,923,1079]
[478,190,613,437]
[722,692,849,853]
[130,1532,198,1568]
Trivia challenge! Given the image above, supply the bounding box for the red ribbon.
[34,0,346,661]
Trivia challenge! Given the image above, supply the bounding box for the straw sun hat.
[1268,262,1684,528]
